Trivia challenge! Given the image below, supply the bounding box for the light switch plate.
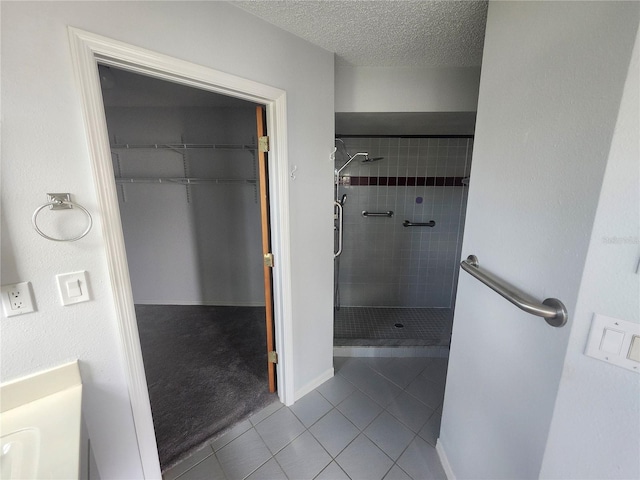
[629,336,640,363]
[585,313,640,373]
[56,271,90,306]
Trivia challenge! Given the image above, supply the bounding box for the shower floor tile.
[334,307,452,347]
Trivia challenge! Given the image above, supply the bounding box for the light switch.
[628,335,640,363]
[585,314,640,373]
[600,328,624,354]
[56,271,90,306]
[67,280,82,298]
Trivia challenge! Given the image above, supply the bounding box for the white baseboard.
[294,367,334,402]
[133,300,266,307]
[436,438,456,480]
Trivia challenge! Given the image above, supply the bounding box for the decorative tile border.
[340,176,467,187]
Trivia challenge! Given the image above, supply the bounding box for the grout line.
[313,460,350,480]
[254,419,307,458]
[236,447,272,480]
[270,452,290,480]
[169,446,215,480]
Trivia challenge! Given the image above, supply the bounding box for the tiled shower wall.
[336,137,473,308]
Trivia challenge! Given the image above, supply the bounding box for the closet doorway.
[98,66,277,470]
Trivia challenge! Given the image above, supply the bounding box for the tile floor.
[163,356,448,480]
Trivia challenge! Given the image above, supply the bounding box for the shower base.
[334,306,453,347]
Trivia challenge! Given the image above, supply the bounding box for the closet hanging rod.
[110,143,257,151]
[115,177,257,185]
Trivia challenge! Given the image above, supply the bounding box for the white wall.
[0,2,334,478]
[105,106,265,306]
[439,2,639,478]
[335,66,481,113]
[540,28,640,480]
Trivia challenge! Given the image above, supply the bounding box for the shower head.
[340,194,347,206]
[362,156,384,163]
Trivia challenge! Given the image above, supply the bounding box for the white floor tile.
[176,453,226,480]
[290,390,333,427]
[333,356,349,372]
[316,374,356,406]
[383,465,413,480]
[338,357,404,407]
[314,462,350,480]
[163,445,214,480]
[386,391,434,433]
[249,402,284,426]
[275,431,332,480]
[420,359,449,384]
[309,409,360,457]
[335,434,394,480]
[245,458,287,480]
[406,376,445,410]
[362,356,393,371]
[336,390,383,430]
[337,357,376,381]
[167,354,450,480]
[396,437,447,480]
[210,420,252,452]
[255,407,306,454]
[348,368,404,407]
[216,429,272,480]
[364,411,415,460]
[374,357,431,389]
[419,411,442,447]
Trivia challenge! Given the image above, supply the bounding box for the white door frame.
[68,27,294,478]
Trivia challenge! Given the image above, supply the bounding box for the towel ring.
[32,193,93,242]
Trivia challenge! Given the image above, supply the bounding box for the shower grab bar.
[334,201,343,258]
[362,211,394,217]
[403,220,435,227]
[460,255,568,327]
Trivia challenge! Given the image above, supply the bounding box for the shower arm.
[335,152,369,177]
[334,140,369,203]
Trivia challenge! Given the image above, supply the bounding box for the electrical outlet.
[1,282,36,317]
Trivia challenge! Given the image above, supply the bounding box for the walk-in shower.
[333,136,473,348]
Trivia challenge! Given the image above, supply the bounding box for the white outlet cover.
[1,282,36,317]
[56,271,91,306]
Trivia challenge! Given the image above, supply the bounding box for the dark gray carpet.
[135,305,278,471]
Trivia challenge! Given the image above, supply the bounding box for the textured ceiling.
[231,1,488,67]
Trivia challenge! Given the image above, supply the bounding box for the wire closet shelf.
[111,142,258,189]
